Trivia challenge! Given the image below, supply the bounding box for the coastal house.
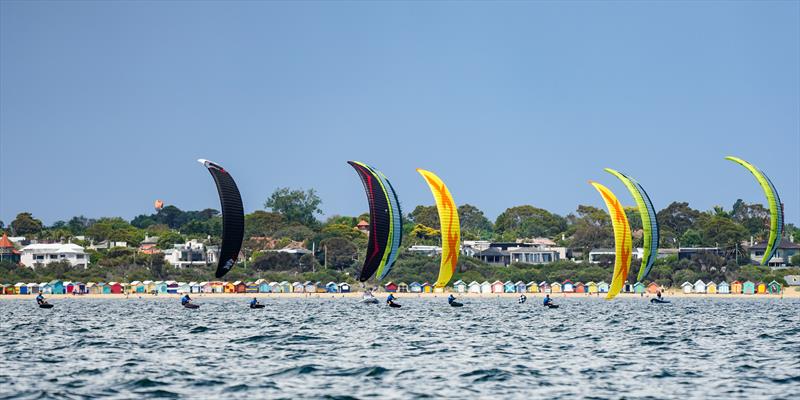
[162,239,208,268]
[398,282,409,293]
[647,282,659,294]
[292,282,304,293]
[86,282,98,294]
[527,282,539,293]
[64,282,74,294]
[633,282,645,294]
[384,282,398,293]
[409,282,422,293]
[339,282,351,293]
[209,281,223,293]
[748,238,800,267]
[0,233,21,263]
[539,281,550,293]
[325,282,338,293]
[706,282,717,294]
[574,282,585,293]
[130,281,144,294]
[468,281,481,293]
[304,281,317,293]
[422,282,433,293]
[109,282,123,294]
[143,281,155,293]
[551,282,562,293]
[20,242,89,268]
[223,282,235,293]
[718,281,730,294]
[756,282,766,294]
[233,281,246,293]
[767,280,781,294]
[693,280,706,294]
[453,280,467,293]
[503,281,516,293]
[480,281,492,294]
[587,282,598,294]
[681,282,693,294]
[491,281,504,293]
[246,282,259,293]
[731,281,743,294]
[515,281,526,293]
[742,281,755,294]
[562,280,575,293]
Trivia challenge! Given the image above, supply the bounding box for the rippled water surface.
[1,296,798,399]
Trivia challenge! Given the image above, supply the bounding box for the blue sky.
[1,1,798,226]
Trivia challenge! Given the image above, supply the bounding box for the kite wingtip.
[197,158,209,166]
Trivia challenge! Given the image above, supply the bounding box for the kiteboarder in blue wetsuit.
[36,293,46,305]
[386,293,396,305]
[181,294,192,305]
[543,294,553,306]
[448,294,456,304]
[250,297,259,307]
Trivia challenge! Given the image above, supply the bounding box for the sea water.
[0,296,798,399]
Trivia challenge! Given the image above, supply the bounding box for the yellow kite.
[417,169,460,289]
[590,181,632,300]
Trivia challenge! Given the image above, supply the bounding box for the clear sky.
[1,1,798,226]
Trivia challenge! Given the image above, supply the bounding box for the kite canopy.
[725,156,783,265]
[590,181,632,300]
[604,168,659,282]
[347,161,402,282]
[198,159,245,278]
[417,169,460,289]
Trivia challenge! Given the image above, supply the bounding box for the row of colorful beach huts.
[0,280,354,295]
[386,279,784,295]
[1,278,784,295]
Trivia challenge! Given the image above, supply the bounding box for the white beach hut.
[681,281,693,294]
[480,281,492,294]
[467,281,481,293]
[693,280,706,294]
[718,281,730,294]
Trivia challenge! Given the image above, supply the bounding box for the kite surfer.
[250,297,260,308]
[448,294,463,307]
[181,294,192,306]
[386,293,400,307]
[543,294,555,307]
[36,293,46,305]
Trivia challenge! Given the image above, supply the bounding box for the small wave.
[124,378,166,389]
[267,364,321,377]
[460,368,511,383]
[189,326,211,334]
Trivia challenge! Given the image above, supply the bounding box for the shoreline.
[1,290,797,301]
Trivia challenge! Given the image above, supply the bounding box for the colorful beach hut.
[756,282,766,294]
[491,281,504,293]
[515,281,526,293]
[647,282,659,294]
[259,281,273,293]
[304,281,317,293]
[574,282,585,294]
[527,281,539,293]
[130,281,144,294]
[539,281,550,293]
[597,281,609,293]
[587,282,598,294]
[633,282,645,294]
[291,282,304,293]
[109,282,123,294]
[422,282,433,293]
[177,282,191,293]
[562,280,574,293]
[315,282,326,293]
[767,280,781,294]
[27,283,39,294]
[86,282,98,294]
[143,281,155,293]
[49,280,65,294]
[339,282,351,293]
[453,280,467,293]
[189,282,202,293]
[277,281,290,293]
[731,281,742,294]
[623,282,633,293]
[2,284,12,295]
[681,282,693,294]
[246,282,259,293]
[233,281,246,293]
[384,282,398,293]
[325,282,338,293]
[398,282,409,293]
[718,281,730,294]
[210,281,224,293]
[693,280,706,294]
[155,281,168,294]
[551,282,562,293]
[15,283,28,295]
[742,281,755,295]
[503,281,516,293]
[409,282,422,293]
[480,281,492,293]
[706,282,717,294]
[468,281,481,293]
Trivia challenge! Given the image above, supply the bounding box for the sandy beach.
[2,288,798,301]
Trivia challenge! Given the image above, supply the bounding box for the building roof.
[21,243,85,254]
[475,247,508,257]
[749,238,800,250]
[0,233,15,249]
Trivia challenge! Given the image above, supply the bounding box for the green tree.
[320,237,357,270]
[697,214,747,248]
[567,205,613,251]
[409,205,440,229]
[157,231,185,249]
[458,204,493,239]
[10,212,44,236]
[657,202,702,247]
[244,211,286,238]
[495,205,566,238]
[791,254,800,266]
[85,218,144,244]
[264,188,322,227]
